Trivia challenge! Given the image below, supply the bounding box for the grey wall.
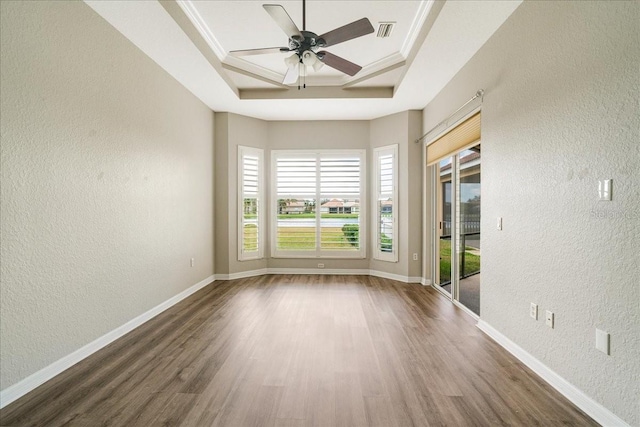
[0,1,214,390]
[267,120,371,271]
[215,116,423,278]
[422,1,639,424]
[215,113,269,275]
[369,111,423,279]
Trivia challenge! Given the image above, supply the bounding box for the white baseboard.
[2,270,430,409]
[215,269,268,281]
[0,275,216,409]
[476,320,629,427]
[215,268,426,284]
[266,268,370,276]
[216,268,424,283]
[369,270,420,283]
[421,278,432,286]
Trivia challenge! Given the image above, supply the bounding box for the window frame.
[372,144,398,262]
[270,149,366,259]
[238,145,265,261]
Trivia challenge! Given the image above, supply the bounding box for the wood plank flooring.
[0,275,597,426]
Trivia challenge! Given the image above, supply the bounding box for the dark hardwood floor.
[1,275,597,426]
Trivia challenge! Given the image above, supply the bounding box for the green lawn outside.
[439,240,480,283]
[276,227,357,250]
[243,225,358,251]
[243,224,258,251]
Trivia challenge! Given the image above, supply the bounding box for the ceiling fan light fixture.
[312,60,324,72]
[284,53,299,68]
[232,1,374,86]
[301,50,316,66]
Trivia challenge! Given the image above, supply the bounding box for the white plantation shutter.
[320,156,361,197]
[272,150,365,258]
[379,154,393,196]
[243,156,258,196]
[238,146,264,260]
[276,156,317,197]
[373,145,398,262]
[320,155,362,250]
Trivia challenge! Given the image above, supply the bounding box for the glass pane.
[320,198,360,250]
[243,197,259,252]
[437,156,453,293]
[458,147,481,315]
[276,198,316,250]
[378,198,393,252]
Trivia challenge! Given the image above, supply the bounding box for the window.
[373,144,398,262]
[271,150,365,258]
[238,146,264,260]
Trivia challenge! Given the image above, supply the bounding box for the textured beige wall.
[0,1,214,390]
[423,1,639,423]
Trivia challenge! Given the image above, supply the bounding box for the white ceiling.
[84,0,522,121]
[189,0,427,88]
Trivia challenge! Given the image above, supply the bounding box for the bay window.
[271,150,366,258]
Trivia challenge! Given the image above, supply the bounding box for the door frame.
[423,106,482,319]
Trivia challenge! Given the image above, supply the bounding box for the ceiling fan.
[229,0,375,87]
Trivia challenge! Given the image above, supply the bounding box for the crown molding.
[176,0,226,59]
[239,86,393,100]
[176,0,434,92]
[401,0,435,57]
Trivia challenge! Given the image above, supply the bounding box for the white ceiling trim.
[84,0,523,120]
[224,56,285,86]
[400,0,434,57]
[176,0,226,60]
[177,0,434,91]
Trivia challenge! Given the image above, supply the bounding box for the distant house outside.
[280,200,306,214]
[320,199,359,214]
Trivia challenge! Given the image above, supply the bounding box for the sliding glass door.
[434,156,454,296]
[458,147,481,315]
[433,145,481,316]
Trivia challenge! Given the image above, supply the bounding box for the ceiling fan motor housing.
[291,31,326,54]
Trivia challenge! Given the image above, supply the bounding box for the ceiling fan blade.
[283,63,299,85]
[318,18,374,47]
[317,51,362,76]
[263,4,303,41]
[229,47,290,57]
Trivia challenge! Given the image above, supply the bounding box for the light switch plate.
[497,217,503,230]
[596,329,610,355]
[598,179,612,201]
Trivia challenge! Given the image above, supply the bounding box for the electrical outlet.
[545,310,554,328]
[317,263,325,269]
[413,253,418,261]
[190,258,194,267]
[530,303,538,320]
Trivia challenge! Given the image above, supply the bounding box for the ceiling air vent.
[376,22,395,38]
